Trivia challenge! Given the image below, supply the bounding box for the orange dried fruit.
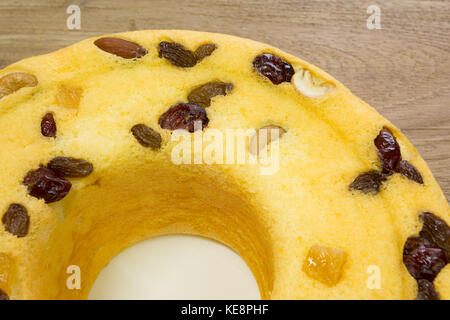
[56,84,82,109]
[303,244,347,286]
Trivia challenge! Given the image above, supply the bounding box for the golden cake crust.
[0,30,448,300]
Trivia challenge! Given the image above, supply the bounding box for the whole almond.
[94,37,147,59]
[0,72,38,100]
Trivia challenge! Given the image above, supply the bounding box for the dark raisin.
[349,170,387,194]
[194,43,216,62]
[374,127,401,174]
[23,167,72,203]
[420,212,450,260]
[131,124,162,149]
[0,288,9,300]
[403,236,447,281]
[158,41,197,68]
[253,53,295,85]
[395,160,423,184]
[187,82,233,108]
[94,37,147,59]
[159,103,209,132]
[2,203,29,237]
[47,157,94,178]
[41,113,56,138]
[416,279,440,300]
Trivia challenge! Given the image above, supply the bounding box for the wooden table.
[1,0,449,199]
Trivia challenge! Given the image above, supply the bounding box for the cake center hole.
[88,235,260,299]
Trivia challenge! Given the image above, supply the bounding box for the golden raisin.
[158,41,197,68]
[194,43,217,62]
[349,170,387,194]
[2,204,29,237]
[395,160,423,184]
[187,81,233,108]
[303,244,347,286]
[131,124,162,149]
[47,157,94,178]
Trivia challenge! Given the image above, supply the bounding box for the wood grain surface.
[0,0,449,199]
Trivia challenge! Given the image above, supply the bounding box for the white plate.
[88,235,260,300]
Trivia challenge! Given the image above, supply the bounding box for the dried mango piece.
[303,245,347,286]
[56,84,82,109]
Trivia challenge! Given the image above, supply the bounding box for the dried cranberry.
[2,203,29,237]
[374,127,401,174]
[47,157,94,178]
[41,113,56,138]
[159,103,209,132]
[395,160,423,184]
[349,170,387,194]
[420,212,450,260]
[403,236,447,281]
[23,167,71,203]
[253,53,294,85]
[0,288,9,300]
[416,279,440,300]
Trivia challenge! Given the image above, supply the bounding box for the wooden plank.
[0,0,448,199]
